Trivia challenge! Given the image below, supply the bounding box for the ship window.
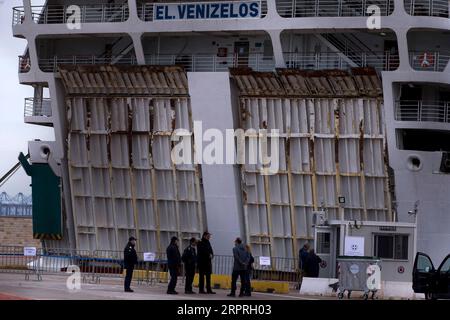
[316,232,330,254]
[397,129,450,152]
[374,234,408,260]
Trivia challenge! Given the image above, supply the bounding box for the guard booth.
[313,219,417,282]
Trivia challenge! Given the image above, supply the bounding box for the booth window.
[374,234,408,260]
[316,232,330,254]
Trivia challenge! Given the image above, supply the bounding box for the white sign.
[154,1,261,21]
[24,247,37,257]
[143,252,156,262]
[344,236,365,256]
[259,256,271,266]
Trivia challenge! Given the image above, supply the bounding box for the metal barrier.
[0,246,301,289]
[404,0,449,17]
[284,51,399,71]
[24,98,52,117]
[38,55,138,73]
[395,100,450,123]
[12,4,129,25]
[276,0,394,18]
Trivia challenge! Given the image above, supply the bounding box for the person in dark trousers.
[123,236,138,292]
[197,232,216,294]
[304,249,322,278]
[242,244,254,297]
[166,236,182,294]
[182,237,197,294]
[228,237,250,297]
[297,242,310,289]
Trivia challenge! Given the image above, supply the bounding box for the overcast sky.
[0,0,53,196]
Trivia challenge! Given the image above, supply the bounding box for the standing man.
[182,237,198,294]
[297,242,310,289]
[304,249,322,278]
[123,236,138,293]
[166,236,182,294]
[197,232,216,294]
[228,237,250,297]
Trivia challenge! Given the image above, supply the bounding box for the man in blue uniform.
[123,236,138,292]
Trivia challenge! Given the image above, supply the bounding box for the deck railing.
[30,51,404,73]
[276,0,394,18]
[12,4,129,25]
[284,51,399,71]
[395,100,450,123]
[24,98,52,117]
[404,0,449,17]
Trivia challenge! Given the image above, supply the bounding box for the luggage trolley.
[337,256,381,300]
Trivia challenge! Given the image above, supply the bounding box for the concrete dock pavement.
[0,273,326,300]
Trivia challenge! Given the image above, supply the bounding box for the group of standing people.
[123,233,255,296]
[166,232,216,294]
[299,243,322,278]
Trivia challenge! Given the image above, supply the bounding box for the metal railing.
[409,51,450,71]
[284,51,399,71]
[276,0,394,18]
[395,100,450,123]
[0,246,300,287]
[32,51,405,73]
[38,55,138,73]
[144,53,275,72]
[12,4,129,25]
[404,0,449,17]
[24,98,52,117]
[137,1,268,21]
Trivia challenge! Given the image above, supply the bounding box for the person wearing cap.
[182,237,198,294]
[123,236,138,292]
[197,232,216,294]
[166,236,182,294]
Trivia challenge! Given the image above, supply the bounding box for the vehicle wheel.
[363,293,369,300]
[338,292,344,299]
[425,292,432,300]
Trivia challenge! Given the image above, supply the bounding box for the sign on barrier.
[143,252,156,262]
[24,247,37,256]
[259,256,271,266]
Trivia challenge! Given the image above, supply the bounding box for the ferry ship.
[12,0,450,281]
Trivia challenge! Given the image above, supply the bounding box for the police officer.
[166,236,182,294]
[123,236,138,292]
[182,237,198,294]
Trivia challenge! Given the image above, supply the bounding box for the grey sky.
[0,0,53,196]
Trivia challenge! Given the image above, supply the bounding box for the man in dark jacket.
[123,236,138,292]
[182,237,197,294]
[297,242,310,289]
[197,232,216,294]
[167,236,182,294]
[228,237,250,297]
[304,249,322,278]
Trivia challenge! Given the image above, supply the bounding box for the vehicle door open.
[412,252,435,295]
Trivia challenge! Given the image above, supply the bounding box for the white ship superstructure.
[12,0,450,281]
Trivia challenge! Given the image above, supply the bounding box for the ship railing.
[144,53,275,72]
[404,0,449,17]
[395,100,450,123]
[24,98,52,118]
[18,55,31,73]
[137,1,268,22]
[283,51,399,71]
[12,4,129,25]
[0,246,301,288]
[409,51,450,71]
[38,55,138,73]
[12,7,26,25]
[276,0,394,18]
